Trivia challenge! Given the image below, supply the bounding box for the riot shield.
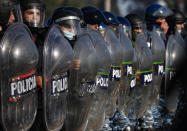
[116,27,135,116]
[124,48,138,116]
[165,33,186,113]
[0,23,39,131]
[133,34,153,119]
[43,24,73,131]
[150,30,165,105]
[102,27,123,118]
[65,33,97,131]
[175,29,186,50]
[85,28,111,131]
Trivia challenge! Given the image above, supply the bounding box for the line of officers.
[0,0,186,131]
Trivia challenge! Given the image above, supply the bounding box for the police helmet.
[20,0,45,28]
[0,0,19,26]
[102,11,120,26]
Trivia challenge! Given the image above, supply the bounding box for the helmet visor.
[23,6,45,27]
[57,16,82,35]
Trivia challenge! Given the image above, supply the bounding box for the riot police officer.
[0,0,39,131]
[20,0,46,89]
[102,11,135,131]
[126,13,153,130]
[144,4,167,129]
[145,4,173,44]
[0,0,21,38]
[145,4,185,129]
[52,7,98,131]
[20,0,47,130]
[169,9,186,37]
[81,6,112,131]
[0,0,13,37]
[98,10,123,131]
[20,1,76,130]
[164,7,186,128]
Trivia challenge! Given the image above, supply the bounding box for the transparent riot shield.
[165,34,186,113]
[150,30,165,105]
[175,29,186,50]
[0,23,39,131]
[124,48,138,116]
[65,33,97,131]
[116,27,135,116]
[85,28,111,131]
[133,35,153,119]
[103,27,123,118]
[43,24,73,131]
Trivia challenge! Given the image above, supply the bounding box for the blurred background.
[44,0,187,20]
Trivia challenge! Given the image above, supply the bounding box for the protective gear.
[63,6,86,28]
[145,4,173,31]
[0,23,39,131]
[81,6,108,26]
[172,9,185,24]
[20,0,45,27]
[56,7,98,131]
[100,26,123,131]
[145,4,173,22]
[0,0,21,26]
[102,27,123,118]
[117,16,132,39]
[82,7,111,130]
[113,24,137,130]
[115,25,135,115]
[47,6,65,26]
[132,34,153,119]
[102,11,120,26]
[65,32,97,131]
[125,14,146,41]
[53,9,82,36]
[166,10,186,37]
[85,27,111,131]
[141,28,166,129]
[147,28,165,105]
[42,24,73,131]
[63,30,76,40]
[165,29,186,113]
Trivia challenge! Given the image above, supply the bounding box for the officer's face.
[133,27,142,33]
[89,24,99,30]
[176,23,184,31]
[156,18,169,34]
[24,9,41,24]
[8,11,15,24]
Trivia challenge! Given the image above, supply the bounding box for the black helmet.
[64,6,86,27]
[52,7,82,40]
[0,0,18,26]
[102,11,120,26]
[20,0,45,27]
[47,6,65,26]
[172,9,185,24]
[166,9,185,35]
[126,14,145,41]
[81,6,107,26]
[125,14,144,30]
